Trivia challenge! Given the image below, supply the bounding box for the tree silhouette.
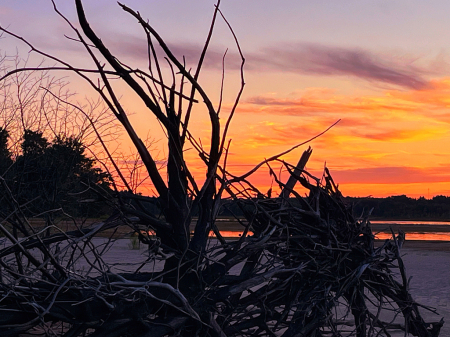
[3,129,111,217]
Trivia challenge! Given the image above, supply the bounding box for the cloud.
[348,128,447,142]
[352,130,412,142]
[240,78,450,127]
[328,166,450,184]
[106,35,242,70]
[245,93,416,115]
[7,9,447,92]
[104,35,432,90]
[237,120,343,150]
[388,78,450,109]
[235,116,446,153]
[250,43,429,90]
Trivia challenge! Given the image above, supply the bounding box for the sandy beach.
[398,246,450,335]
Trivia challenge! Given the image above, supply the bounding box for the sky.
[2,0,450,198]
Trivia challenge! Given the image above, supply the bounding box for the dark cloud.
[250,43,429,90]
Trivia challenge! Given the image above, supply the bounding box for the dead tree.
[0,1,444,336]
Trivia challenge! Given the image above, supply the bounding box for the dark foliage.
[0,128,12,175]
[0,129,112,218]
[347,195,450,220]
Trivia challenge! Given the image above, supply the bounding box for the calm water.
[215,221,450,241]
[372,220,450,241]
[375,232,450,241]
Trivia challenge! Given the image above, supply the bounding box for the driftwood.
[0,1,444,335]
[0,149,444,336]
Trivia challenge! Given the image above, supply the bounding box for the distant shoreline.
[345,195,450,221]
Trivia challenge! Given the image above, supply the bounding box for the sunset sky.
[2,0,450,198]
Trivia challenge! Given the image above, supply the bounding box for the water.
[214,220,450,241]
[371,220,450,241]
[375,232,450,241]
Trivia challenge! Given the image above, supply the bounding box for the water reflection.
[375,232,450,241]
[209,230,249,238]
[207,220,450,241]
[210,230,450,241]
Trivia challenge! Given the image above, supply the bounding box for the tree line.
[346,195,450,220]
[204,195,450,221]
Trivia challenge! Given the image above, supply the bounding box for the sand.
[399,247,450,335]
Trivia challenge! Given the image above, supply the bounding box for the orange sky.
[2,0,450,198]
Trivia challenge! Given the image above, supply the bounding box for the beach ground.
[399,245,450,335]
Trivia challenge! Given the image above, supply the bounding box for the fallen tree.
[0,1,443,336]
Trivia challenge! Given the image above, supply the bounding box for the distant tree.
[44,135,112,215]
[0,53,118,221]
[13,130,49,210]
[11,130,112,216]
[21,129,49,156]
[347,195,450,220]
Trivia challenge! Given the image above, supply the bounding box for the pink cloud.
[245,95,416,115]
[236,117,441,151]
[349,129,419,142]
[328,166,450,184]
